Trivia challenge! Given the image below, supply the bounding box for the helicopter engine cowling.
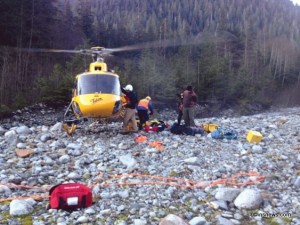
[89,61,107,72]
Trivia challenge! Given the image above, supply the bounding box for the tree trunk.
[0,54,8,105]
[281,56,287,87]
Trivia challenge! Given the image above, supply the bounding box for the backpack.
[170,123,204,136]
[185,126,204,136]
[144,120,167,132]
[202,123,218,133]
[49,183,93,211]
[223,129,238,140]
[183,126,195,135]
[211,128,238,140]
[170,123,185,134]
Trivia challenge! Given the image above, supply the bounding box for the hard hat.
[124,84,133,91]
[146,96,151,100]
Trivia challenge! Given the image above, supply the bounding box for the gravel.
[0,104,299,225]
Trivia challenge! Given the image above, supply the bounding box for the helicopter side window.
[73,80,78,96]
[78,74,120,95]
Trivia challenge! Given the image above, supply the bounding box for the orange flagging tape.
[134,135,165,150]
[134,135,147,143]
[0,171,265,202]
[148,141,165,151]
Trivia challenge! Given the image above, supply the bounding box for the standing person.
[121,84,138,134]
[182,85,197,126]
[176,92,184,125]
[137,96,154,130]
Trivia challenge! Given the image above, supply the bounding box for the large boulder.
[159,214,189,225]
[215,187,241,202]
[234,189,263,209]
[10,199,34,215]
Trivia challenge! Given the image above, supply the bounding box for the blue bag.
[211,128,224,139]
[223,129,238,140]
[211,128,238,140]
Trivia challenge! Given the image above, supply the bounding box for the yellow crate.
[246,130,263,143]
[202,123,218,133]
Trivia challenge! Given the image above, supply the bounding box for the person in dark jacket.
[182,85,197,126]
[121,84,138,134]
[137,96,154,130]
[176,92,184,125]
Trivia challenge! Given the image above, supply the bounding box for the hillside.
[1,0,300,116]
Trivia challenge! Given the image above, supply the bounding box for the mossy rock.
[0,104,12,118]
[168,170,178,177]
[0,213,33,225]
[264,217,293,225]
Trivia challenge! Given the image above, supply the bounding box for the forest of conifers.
[0,0,300,117]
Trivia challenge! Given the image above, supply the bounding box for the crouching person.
[137,96,154,130]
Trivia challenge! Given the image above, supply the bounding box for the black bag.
[170,123,204,136]
[184,126,204,136]
[170,123,185,134]
[183,126,194,135]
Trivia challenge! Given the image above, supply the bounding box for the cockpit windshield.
[77,74,121,95]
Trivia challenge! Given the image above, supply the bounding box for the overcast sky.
[291,0,300,5]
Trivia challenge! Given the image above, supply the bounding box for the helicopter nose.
[74,94,121,118]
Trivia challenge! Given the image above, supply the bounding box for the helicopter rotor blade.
[13,31,237,56]
[105,38,189,53]
[105,32,235,53]
[20,48,82,54]
[21,48,112,56]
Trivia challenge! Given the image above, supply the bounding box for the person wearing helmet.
[121,84,139,134]
[182,85,197,126]
[137,96,154,130]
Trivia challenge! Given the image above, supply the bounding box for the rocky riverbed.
[0,104,299,225]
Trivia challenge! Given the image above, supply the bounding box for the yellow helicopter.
[56,46,130,135]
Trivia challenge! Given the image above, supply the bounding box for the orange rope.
[0,171,265,203]
[0,183,51,191]
[101,171,264,184]
[0,195,49,203]
[93,171,265,188]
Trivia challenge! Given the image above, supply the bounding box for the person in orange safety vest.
[137,96,154,130]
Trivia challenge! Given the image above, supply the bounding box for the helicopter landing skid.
[63,118,82,135]
[62,102,83,135]
[63,123,77,135]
